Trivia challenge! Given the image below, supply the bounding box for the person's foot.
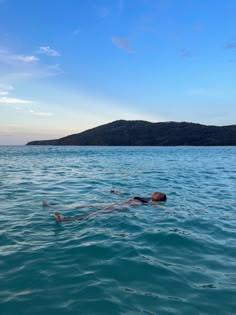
[42,200,48,207]
[54,212,62,222]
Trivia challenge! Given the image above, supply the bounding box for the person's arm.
[110,190,124,196]
[44,190,127,209]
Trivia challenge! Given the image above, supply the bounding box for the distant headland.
[26,120,236,146]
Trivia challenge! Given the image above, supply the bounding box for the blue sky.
[0,0,236,144]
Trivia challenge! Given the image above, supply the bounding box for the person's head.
[151,191,167,202]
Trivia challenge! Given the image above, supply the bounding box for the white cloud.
[37,46,60,56]
[29,109,53,116]
[0,97,33,104]
[2,63,63,83]
[0,83,14,91]
[0,83,14,95]
[0,49,39,64]
[112,37,135,53]
[0,46,63,83]
[14,55,39,62]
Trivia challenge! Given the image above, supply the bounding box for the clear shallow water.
[0,146,236,315]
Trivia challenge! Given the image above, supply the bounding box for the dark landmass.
[26,120,236,146]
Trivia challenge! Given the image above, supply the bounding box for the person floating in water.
[43,190,167,223]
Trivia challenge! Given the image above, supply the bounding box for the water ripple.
[1,146,236,314]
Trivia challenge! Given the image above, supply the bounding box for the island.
[26,120,236,146]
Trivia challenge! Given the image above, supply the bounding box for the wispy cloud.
[42,64,63,76]
[0,48,39,64]
[112,37,134,53]
[180,48,192,58]
[0,96,33,104]
[0,86,53,117]
[0,83,14,95]
[3,63,63,83]
[225,42,236,49]
[0,46,62,81]
[29,109,53,116]
[0,84,33,106]
[14,55,38,62]
[37,46,60,56]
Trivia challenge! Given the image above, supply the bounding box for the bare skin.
[44,199,141,222]
[44,190,167,223]
[53,204,131,222]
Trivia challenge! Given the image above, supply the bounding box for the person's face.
[151,192,162,201]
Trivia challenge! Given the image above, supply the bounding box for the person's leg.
[54,211,92,222]
[54,212,62,222]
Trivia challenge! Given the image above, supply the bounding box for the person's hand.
[111,190,122,195]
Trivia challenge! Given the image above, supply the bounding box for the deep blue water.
[0,146,236,315]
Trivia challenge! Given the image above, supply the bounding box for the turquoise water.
[0,146,236,315]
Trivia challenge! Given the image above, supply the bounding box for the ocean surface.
[0,146,236,315]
